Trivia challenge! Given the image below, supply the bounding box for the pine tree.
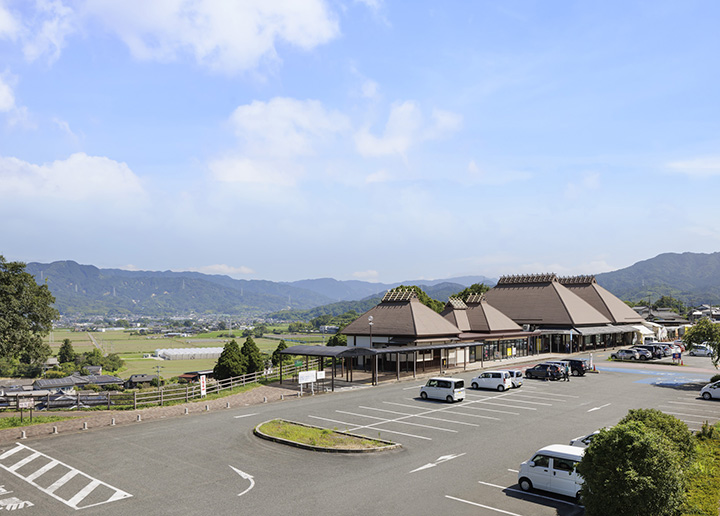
[58,339,76,364]
[271,339,287,366]
[241,337,264,374]
[213,340,246,380]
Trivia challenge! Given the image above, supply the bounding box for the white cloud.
[85,0,340,74]
[465,159,531,185]
[0,152,145,200]
[667,157,720,177]
[361,79,378,98]
[0,76,14,112]
[352,269,379,280]
[229,97,349,157]
[366,169,391,183]
[0,1,20,40]
[187,264,255,277]
[208,157,300,186]
[564,172,600,200]
[22,0,76,64]
[355,101,462,158]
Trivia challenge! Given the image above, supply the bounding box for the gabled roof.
[559,276,644,324]
[441,297,471,332]
[483,274,611,327]
[464,295,523,333]
[342,292,461,338]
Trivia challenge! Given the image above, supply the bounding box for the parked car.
[633,344,663,359]
[630,347,653,360]
[471,371,513,392]
[507,369,524,388]
[570,430,601,447]
[518,444,584,501]
[563,359,589,376]
[610,349,639,361]
[659,344,672,357]
[420,377,465,402]
[701,381,720,400]
[689,345,714,357]
[673,339,686,352]
[524,363,562,381]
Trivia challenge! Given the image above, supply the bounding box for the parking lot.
[0,351,718,516]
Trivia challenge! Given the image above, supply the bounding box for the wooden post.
[133,390,137,410]
[160,388,164,406]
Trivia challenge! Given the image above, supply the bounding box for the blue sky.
[1,0,719,283]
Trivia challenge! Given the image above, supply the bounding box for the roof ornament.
[381,289,418,303]
[558,275,596,285]
[497,273,557,285]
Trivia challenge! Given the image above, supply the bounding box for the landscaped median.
[254,419,401,453]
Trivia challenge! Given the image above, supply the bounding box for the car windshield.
[453,380,464,389]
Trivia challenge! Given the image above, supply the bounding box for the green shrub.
[710,374,720,383]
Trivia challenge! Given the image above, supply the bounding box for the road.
[0,351,718,516]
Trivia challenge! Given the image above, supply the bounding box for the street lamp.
[368,315,375,385]
[368,316,373,346]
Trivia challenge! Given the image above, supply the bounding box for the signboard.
[18,400,34,409]
[200,374,207,396]
[298,371,316,384]
[316,371,325,380]
[294,360,302,367]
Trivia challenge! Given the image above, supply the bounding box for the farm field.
[44,329,319,379]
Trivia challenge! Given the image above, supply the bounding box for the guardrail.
[1,358,323,412]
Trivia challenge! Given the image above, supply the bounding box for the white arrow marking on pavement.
[588,403,611,412]
[230,466,255,497]
[410,453,466,473]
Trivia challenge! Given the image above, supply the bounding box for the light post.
[368,316,375,385]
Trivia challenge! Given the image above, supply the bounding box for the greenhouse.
[155,347,224,360]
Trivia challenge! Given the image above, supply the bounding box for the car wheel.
[572,369,580,376]
[471,382,478,389]
[640,356,648,360]
[497,385,505,392]
[519,478,532,492]
[420,391,428,400]
[446,395,454,403]
[575,491,582,504]
[703,392,712,400]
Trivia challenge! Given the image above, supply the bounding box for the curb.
[253,419,401,453]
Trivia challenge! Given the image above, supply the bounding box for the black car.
[524,363,562,380]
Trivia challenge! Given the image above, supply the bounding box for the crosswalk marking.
[0,443,132,510]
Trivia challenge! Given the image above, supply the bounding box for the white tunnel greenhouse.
[155,347,224,360]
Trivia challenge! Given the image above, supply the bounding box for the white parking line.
[662,410,720,420]
[362,405,480,427]
[0,443,132,510]
[307,415,432,440]
[472,401,537,411]
[336,410,458,432]
[665,400,718,408]
[508,393,567,402]
[446,495,523,515]
[478,481,579,507]
[452,404,520,416]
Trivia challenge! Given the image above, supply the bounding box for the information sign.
[316,371,326,380]
[298,371,316,384]
[200,374,207,396]
[18,400,34,409]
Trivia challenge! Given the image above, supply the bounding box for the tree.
[271,340,287,366]
[213,340,246,380]
[683,318,720,367]
[82,348,104,367]
[0,256,58,365]
[652,295,686,314]
[240,337,264,374]
[57,339,76,364]
[617,408,695,464]
[389,285,444,313]
[326,334,347,347]
[577,421,686,516]
[453,283,491,301]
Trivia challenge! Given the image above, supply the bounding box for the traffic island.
[254,418,401,453]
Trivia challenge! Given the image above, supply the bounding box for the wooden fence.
[1,358,322,412]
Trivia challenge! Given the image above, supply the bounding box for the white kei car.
[471,371,513,391]
[701,381,720,400]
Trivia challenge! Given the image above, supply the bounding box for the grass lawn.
[0,415,80,429]
[256,419,393,450]
[119,358,218,378]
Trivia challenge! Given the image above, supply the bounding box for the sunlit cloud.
[668,157,720,177]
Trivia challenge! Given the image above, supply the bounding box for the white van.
[419,377,465,402]
[518,444,584,501]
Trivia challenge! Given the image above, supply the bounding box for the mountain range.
[25,252,720,318]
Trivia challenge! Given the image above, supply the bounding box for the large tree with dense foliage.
[57,338,76,364]
[577,418,688,516]
[213,340,246,379]
[618,408,695,464]
[683,317,720,366]
[271,340,287,366]
[453,283,491,301]
[0,256,58,365]
[240,336,264,374]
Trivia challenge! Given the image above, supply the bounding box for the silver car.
[610,349,639,361]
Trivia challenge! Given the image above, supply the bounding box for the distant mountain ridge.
[25,261,494,317]
[596,251,720,305]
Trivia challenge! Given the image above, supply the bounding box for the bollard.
[52,426,58,434]
[263,396,267,403]
[111,418,115,426]
[297,392,301,398]
[21,431,26,439]
[281,394,284,400]
[184,407,189,415]
[83,422,88,430]
[137,414,141,422]
[225,402,230,409]
[205,405,209,411]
